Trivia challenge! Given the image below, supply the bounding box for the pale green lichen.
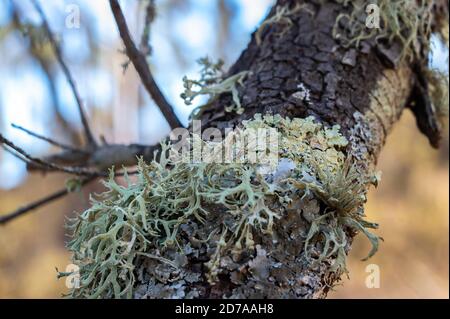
[246,115,381,278]
[333,0,438,62]
[255,3,313,45]
[63,114,381,298]
[296,158,382,278]
[181,57,249,117]
[64,140,277,297]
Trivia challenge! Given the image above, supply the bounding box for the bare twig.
[1,144,30,163]
[0,176,97,225]
[109,0,182,130]
[1,132,160,176]
[31,0,97,147]
[11,123,87,154]
[0,133,98,177]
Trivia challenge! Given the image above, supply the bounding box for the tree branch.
[0,133,98,177]
[11,123,87,154]
[31,0,97,147]
[109,0,182,130]
[0,176,96,225]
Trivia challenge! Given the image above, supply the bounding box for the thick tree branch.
[109,0,182,130]
[127,0,448,299]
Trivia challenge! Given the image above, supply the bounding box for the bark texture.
[131,0,446,298]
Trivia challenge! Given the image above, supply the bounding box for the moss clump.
[333,0,438,62]
[181,56,249,117]
[63,114,381,298]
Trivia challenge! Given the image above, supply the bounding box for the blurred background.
[0,0,448,298]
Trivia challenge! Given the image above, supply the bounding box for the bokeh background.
[0,0,448,298]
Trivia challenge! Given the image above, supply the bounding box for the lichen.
[255,3,313,45]
[296,158,382,278]
[291,83,311,104]
[180,56,249,117]
[63,114,381,298]
[333,0,440,63]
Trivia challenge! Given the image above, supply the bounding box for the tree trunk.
[131,0,446,298]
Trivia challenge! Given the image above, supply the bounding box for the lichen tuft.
[180,56,249,117]
[333,0,442,63]
[63,114,381,298]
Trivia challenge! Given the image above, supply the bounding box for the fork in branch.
[0,0,182,225]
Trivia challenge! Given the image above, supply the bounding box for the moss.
[63,114,381,298]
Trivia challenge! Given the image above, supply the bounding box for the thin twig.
[109,0,182,130]
[1,133,148,178]
[1,143,30,163]
[31,0,97,147]
[0,176,97,225]
[11,123,88,154]
[0,133,98,177]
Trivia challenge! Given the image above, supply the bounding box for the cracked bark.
[133,0,447,298]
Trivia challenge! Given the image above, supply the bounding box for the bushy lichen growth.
[255,3,313,45]
[333,0,438,62]
[63,114,381,298]
[181,57,249,117]
[245,115,382,278]
[296,158,381,278]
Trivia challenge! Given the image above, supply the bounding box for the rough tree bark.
[128,0,448,299]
